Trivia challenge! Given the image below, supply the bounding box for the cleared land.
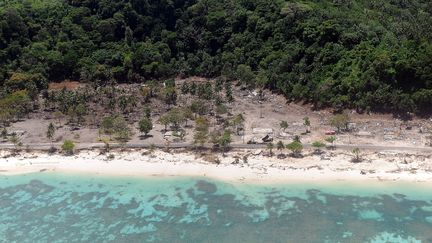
[2,78,432,152]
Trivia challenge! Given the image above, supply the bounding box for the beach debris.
[252,128,274,135]
[347,122,357,130]
[278,131,292,138]
[307,165,323,170]
[163,131,173,138]
[262,135,273,143]
[253,149,262,155]
[356,131,373,137]
[8,130,26,136]
[325,130,336,135]
[383,135,397,141]
[242,155,249,164]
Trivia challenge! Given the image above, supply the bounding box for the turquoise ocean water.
[0,172,432,243]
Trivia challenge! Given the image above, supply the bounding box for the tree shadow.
[139,134,153,140]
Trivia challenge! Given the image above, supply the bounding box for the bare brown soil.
[48,80,81,91]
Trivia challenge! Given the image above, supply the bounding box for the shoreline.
[1,149,432,185]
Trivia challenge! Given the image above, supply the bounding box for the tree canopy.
[1,0,431,113]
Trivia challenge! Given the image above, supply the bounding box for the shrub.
[138,117,153,136]
[286,141,303,157]
[62,140,75,155]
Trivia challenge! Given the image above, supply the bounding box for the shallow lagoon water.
[1,173,432,242]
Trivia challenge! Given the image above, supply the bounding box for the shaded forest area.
[0,0,431,115]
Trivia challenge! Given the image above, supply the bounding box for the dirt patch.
[48,81,81,91]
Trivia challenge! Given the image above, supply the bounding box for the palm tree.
[303,117,311,133]
[1,127,7,139]
[352,148,361,162]
[149,144,156,154]
[101,137,110,154]
[276,141,285,155]
[47,122,56,145]
[46,122,56,153]
[232,114,245,135]
[9,133,22,154]
[280,121,288,132]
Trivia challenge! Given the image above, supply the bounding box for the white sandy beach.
[1,149,432,184]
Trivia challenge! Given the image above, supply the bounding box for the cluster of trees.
[192,112,244,151]
[0,90,32,125]
[270,136,304,158]
[99,115,133,142]
[1,0,431,114]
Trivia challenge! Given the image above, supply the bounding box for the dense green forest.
[0,0,431,114]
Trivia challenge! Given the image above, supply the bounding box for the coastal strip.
[1,149,432,185]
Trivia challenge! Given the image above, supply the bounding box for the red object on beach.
[325,130,336,135]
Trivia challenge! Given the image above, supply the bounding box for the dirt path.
[1,142,431,153]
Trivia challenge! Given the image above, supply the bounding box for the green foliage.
[138,117,153,136]
[46,122,55,142]
[74,104,87,125]
[143,107,151,119]
[159,107,189,131]
[312,141,325,149]
[61,140,75,155]
[267,142,274,157]
[211,129,232,152]
[231,114,245,135]
[158,114,171,131]
[0,0,431,112]
[161,86,177,106]
[0,90,32,121]
[181,83,190,94]
[1,127,7,139]
[66,103,87,126]
[325,136,337,148]
[330,113,350,132]
[4,72,46,98]
[196,82,213,100]
[100,115,132,142]
[236,64,255,87]
[193,116,209,147]
[190,100,209,116]
[53,111,63,126]
[286,141,303,157]
[280,121,288,131]
[276,141,285,151]
[112,116,132,142]
[352,147,361,162]
[215,104,228,115]
[8,133,23,153]
[100,116,115,137]
[312,140,325,153]
[303,117,311,133]
[219,130,232,151]
[224,82,234,103]
[303,117,310,127]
